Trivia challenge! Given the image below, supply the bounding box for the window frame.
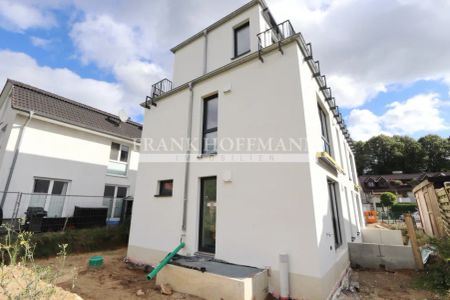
[109,142,129,163]
[318,104,332,156]
[328,180,343,249]
[103,184,128,219]
[202,94,218,155]
[107,142,129,176]
[233,21,250,58]
[155,179,174,197]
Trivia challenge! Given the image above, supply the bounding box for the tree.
[392,135,425,173]
[353,140,369,175]
[380,192,396,212]
[418,135,450,171]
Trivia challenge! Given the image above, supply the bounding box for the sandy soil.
[341,269,446,300]
[37,248,202,300]
[37,248,446,300]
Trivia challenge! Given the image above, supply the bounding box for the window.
[318,105,332,155]
[30,178,69,217]
[103,185,128,219]
[202,94,218,155]
[156,180,173,197]
[107,142,129,176]
[234,22,250,57]
[109,142,129,162]
[328,180,343,249]
[367,181,375,188]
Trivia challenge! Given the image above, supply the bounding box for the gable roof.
[4,79,142,141]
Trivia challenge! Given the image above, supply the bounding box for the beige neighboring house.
[0,80,141,221]
[128,1,363,299]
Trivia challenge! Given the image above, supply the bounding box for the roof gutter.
[1,110,34,208]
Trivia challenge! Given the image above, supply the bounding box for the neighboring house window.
[234,22,250,57]
[318,105,332,155]
[202,94,218,154]
[367,181,375,188]
[156,180,173,197]
[103,185,128,219]
[30,178,69,217]
[107,142,129,176]
[328,180,343,249]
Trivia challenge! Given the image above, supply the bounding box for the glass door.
[199,177,217,253]
[47,181,68,217]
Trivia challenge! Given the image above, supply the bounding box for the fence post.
[404,213,424,270]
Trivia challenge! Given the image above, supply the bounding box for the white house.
[0,80,141,222]
[128,1,363,299]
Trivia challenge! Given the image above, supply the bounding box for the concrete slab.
[348,242,415,270]
[362,229,404,246]
[156,264,268,300]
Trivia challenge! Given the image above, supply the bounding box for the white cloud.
[0,0,57,31]
[381,93,448,134]
[30,36,51,49]
[348,93,449,141]
[0,50,149,118]
[70,15,149,69]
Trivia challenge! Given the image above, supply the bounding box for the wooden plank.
[404,213,424,270]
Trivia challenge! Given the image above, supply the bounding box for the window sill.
[231,50,251,60]
[154,194,172,198]
[316,151,344,174]
[106,173,128,178]
[197,152,218,159]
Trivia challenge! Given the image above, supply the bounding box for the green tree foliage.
[380,192,396,211]
[418,134,450,172]
[354,134,450,175]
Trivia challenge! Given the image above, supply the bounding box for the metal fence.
[0,191,132,232]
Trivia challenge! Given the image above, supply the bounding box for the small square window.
[156,180,173,197]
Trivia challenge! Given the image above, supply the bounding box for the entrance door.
[199,177,217,253]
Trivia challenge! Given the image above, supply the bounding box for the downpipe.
[1,110,34,208]
[279,253,290,300]
[180,82,194,242]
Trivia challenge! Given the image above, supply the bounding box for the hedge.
[390,202,418,214]
[32,224,129,258]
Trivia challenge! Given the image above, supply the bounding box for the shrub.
[416,237,450,294]
[32,223,129,258]
[391,202,418,214]
[380,192,397,211]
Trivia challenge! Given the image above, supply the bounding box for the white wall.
[172,4,269,87]
[131,43,324,279]
[0,113,139,218]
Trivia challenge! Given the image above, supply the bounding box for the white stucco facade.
[0,83,140,220]
[128,1,363,299]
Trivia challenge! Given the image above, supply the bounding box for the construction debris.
[161,283,173,295]
[136,289,145,296]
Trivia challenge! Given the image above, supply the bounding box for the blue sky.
[0,0,449,141]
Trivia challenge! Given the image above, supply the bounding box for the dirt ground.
[37,248,445,300]
[341,269,446,300]
[37,248,202,300]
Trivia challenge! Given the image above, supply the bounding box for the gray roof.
[5,79,142,140]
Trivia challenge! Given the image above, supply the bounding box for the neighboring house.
[128,1,363,299]
[359,172,450,210]
[0,80,141,221]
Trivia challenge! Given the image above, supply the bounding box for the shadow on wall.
[0,151,137,219]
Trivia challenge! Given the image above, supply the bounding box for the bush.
[380,192,397,210]
[416,238,450,294]
[32,224,129,258]
[391,202,418,214]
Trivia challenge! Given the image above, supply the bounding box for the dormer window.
[234,22,250,57]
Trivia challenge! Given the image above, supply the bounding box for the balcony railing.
[257,20,296,60]
[145,78,173,108]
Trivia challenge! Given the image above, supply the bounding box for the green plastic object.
[147,242,185,280]
[88,255,104,267]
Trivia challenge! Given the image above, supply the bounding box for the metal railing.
[0,191,133,232]
[145,78,173,107]
[257,20,295,59]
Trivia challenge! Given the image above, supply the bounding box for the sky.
[0,0,449,141]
